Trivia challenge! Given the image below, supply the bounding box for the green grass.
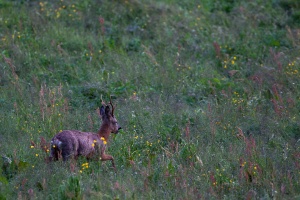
[1,0,300,199]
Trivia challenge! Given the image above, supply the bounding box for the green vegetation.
[1,0,300,199]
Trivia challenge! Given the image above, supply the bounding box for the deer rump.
[50,130,105,161]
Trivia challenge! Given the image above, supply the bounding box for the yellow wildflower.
[100,137,107,145]
[82,163,89,168]
[241,161,246,167]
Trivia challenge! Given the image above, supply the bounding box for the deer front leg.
[100,146,116,170]
[101,154,115,169]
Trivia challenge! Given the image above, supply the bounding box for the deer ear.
[105,105,111,116]
[100,106,105,117]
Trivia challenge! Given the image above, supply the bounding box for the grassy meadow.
[1,0,300,199]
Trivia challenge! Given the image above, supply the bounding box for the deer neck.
[98,126,111,141]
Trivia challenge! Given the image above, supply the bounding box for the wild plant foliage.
[0,0,300,199]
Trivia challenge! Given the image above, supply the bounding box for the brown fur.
[49,103,121,169]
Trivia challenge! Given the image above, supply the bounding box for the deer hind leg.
[49,146,62,161]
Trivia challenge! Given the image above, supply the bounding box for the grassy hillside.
[0,0,300,199]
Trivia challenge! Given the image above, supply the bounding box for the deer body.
[51,130,104,160]
[49,101,121,169]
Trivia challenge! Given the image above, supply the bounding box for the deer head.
[98,97,121,139]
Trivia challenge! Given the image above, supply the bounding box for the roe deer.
[49,98,121,169]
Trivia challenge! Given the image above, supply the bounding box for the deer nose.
[118,126,122,130]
